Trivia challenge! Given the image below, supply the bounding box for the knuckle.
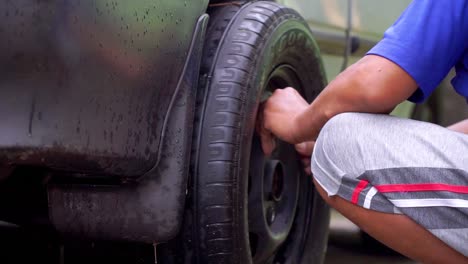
[273,89,283,95]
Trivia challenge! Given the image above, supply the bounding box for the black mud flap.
[47,14,209,243]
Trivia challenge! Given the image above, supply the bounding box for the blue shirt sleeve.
[367,0,468,103]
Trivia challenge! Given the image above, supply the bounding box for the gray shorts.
[312,113,468,257]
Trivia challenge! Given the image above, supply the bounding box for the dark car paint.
[0,0,207,178]
[48,14,209,243]
[0,0,210,242]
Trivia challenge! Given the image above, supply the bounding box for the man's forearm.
[293,55,418,142]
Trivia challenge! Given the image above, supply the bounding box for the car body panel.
[0,0,208,178]
[47,12,210,244]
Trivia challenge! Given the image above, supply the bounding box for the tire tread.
[193,2,325,263]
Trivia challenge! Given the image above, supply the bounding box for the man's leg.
[314,179,467,263]
[311,113,468,263]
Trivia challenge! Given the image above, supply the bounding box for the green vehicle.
[0,0,437,263]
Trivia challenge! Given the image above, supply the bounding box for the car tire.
[163,2,331,264]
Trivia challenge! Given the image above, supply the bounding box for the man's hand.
[258,55,418,164]
[295,141,315,175]
[258,88,309,155]
[257,88,316,174]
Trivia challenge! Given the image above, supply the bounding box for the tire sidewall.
[196,3,328,263]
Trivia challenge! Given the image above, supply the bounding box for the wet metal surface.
[0,0,207,177]
[47,13,210,243]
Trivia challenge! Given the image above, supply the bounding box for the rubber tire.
[192,2,329,263]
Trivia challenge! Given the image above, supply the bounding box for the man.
[259,1,468,263]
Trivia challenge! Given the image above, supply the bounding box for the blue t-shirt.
[367,0,468,103]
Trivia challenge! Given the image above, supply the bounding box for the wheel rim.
[248,65,306,263]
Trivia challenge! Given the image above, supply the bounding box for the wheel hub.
[266,160,284,202]
[248,136,301,263]
[247,64,307,263]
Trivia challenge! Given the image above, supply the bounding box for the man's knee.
[313,178,340,207]
[322,112,369,135]
[314,112,365,160]
[311,113,372,192]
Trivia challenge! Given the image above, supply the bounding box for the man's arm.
[293,55,418,142]
[260,55,418,153]
[259,0,468,154]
